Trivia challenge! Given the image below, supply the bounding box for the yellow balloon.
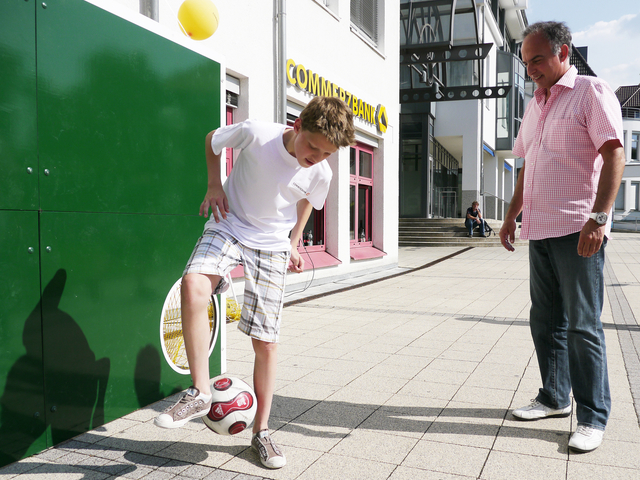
[178,0,219,41]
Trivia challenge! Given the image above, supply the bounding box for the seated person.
[465,201,486,237]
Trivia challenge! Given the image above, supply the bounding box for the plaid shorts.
[183,229,289,343]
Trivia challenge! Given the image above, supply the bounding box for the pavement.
[2,233,640,480]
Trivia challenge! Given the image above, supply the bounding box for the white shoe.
[569,425,604,452]
[512,399,571,420]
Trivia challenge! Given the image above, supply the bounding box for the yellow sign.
[286,59,387,134]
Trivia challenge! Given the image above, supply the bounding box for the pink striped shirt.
[513,66,623,240]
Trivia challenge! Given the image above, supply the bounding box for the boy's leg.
[181,273,222,396]
[156,230,241,429]
[238,246,288,468]
[251,337,286,469]
[251,338,278,433]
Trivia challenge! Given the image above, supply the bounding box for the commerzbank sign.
[286,59,388,134]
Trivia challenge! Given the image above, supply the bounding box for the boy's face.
[291,118,338,168]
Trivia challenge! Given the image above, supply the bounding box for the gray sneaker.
[154,387,211,429]
[251,430,286,469]
[512,399,571,420]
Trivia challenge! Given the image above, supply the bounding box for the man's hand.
[578,220,605,257]
[499,219,516,252]
[289,248,305,273]
[199,184,229,222]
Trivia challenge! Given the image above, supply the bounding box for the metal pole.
[140,0,159,22]
[276,0,287,124]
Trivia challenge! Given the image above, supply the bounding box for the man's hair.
[523,21,572,57]
[299,96,356,148]
[472,201,479,207]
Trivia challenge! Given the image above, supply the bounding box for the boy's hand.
[200,185,229,222]
[289,248,305,273]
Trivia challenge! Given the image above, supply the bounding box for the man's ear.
[559,44,570,63]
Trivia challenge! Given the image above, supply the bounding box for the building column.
[483,153,498,219]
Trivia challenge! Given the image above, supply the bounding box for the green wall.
[0,0,222,465]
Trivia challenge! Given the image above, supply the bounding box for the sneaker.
[154,387,212,429]
[251,430,286,469]
[512,399,571,420]
[569,425,604,452]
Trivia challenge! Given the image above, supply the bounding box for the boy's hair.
[523,21,572,57]
[299,96,356,148]
[472,201,479,207]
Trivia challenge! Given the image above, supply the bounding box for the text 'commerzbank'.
[286,59,388,134]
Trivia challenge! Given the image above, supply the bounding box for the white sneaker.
[512,399,572,420]
[251,430,286,469]
[569,425,604,452]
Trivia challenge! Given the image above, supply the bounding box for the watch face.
[596,212,608,224]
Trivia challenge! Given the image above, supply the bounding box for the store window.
[285,116,339,268]
[350,143,373,245]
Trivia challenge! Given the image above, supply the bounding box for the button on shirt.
[513,66,623,240]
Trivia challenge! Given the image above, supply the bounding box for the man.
[465,201,486,237]
[499,21,625,452]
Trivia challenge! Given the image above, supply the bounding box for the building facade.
[399,0,529,222]
[614,84,640,221]
[116,0,401,289]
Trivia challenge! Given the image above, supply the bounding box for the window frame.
[349,142,374,248]
[631,132,640,163]
[350,0,380,47]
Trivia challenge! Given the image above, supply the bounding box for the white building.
[399,0,528,223]
[614,84,640,221]
[112,0,401,290]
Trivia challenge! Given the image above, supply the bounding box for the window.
[225,106,234,176]
[632,132,639,162]
[288,117,332,263]
[615,182,625,211]
[351,0,379,44]
[633,182,640,211]
[350,143,373,245]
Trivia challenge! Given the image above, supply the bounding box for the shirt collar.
[534,65,577,103]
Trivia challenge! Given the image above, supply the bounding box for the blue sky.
[525,0,640,91]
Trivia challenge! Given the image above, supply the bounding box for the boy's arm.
[199,130,230,222]
[289,199,314,273]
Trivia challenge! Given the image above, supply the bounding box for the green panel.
[0,0,38,210]
[0,211,47,467]
[39,212,221,442]
[37,0,221,215]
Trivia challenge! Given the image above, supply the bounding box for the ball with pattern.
[202,376,257,435]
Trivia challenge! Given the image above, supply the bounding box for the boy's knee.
[182,273,216,301]
[252,338,278,354]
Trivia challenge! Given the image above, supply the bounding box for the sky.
[525,0,640,92]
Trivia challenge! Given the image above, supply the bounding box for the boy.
[155,96,355,469]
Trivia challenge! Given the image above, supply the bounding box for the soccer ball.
[202,376,257,435]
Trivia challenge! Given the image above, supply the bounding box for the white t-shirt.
[204,120,332,251]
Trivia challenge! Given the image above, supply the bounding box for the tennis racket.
[160,278,220,375]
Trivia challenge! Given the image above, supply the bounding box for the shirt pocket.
[544,119,589,155]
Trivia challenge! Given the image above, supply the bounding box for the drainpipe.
[140,0,159,22]
[275,0,287,124]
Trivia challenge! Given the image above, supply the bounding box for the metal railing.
[612,218,640,232]
[481,191,510,220]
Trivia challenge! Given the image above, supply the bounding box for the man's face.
[521,32,568,92]
[292,118,338,168]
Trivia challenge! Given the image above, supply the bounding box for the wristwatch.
[589,212,608,225]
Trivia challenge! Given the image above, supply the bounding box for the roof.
[570,45,596,77]
[615,84,640,108]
